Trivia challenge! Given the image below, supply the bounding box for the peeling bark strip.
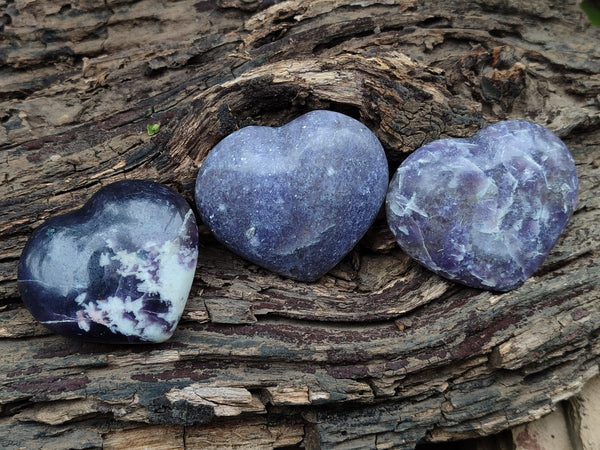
[1,0,600,448]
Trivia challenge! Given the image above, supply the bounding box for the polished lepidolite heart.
[18,180,198,343]
[195,110,389,281]
[386,120,578,291]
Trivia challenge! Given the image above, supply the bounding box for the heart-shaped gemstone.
[195,110,389,281]
[386,120,578,291]
[18,180,198,343]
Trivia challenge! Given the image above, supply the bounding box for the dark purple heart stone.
[195,110,389,281]
[386,120,578,291]
[18,180,198,343]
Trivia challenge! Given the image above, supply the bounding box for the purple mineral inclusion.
[18,180,198,343]
[386,120,578,291]
[195,110,389,281]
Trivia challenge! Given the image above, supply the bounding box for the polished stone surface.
[195,110,389,281]
[386,120,578,291]
[18,180,198,343]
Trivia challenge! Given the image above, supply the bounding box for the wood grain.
[1,0,599,448]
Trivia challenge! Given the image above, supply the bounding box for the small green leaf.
[147,123,161,136]
[581,0,600,26]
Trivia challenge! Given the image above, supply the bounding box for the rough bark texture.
[1,0,600,448]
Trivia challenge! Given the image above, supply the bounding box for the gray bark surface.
[1,0,600,448]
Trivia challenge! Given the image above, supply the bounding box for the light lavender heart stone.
[386,120,578,291]
[195,110,389,282]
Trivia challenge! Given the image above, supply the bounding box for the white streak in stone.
[99,252,111,267]
[275,222,336,256]
[245,226,256,240]
[405,193,429,218]
[74,210,197,342]
[475,178,496,199]
[76,310,91,332]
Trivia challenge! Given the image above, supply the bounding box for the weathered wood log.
[1,0,600,448]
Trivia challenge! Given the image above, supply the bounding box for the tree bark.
[1,0,600,448]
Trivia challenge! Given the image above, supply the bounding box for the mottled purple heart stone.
[386,120,578,291]
[195,110,389,281]
[18,180,198,343]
